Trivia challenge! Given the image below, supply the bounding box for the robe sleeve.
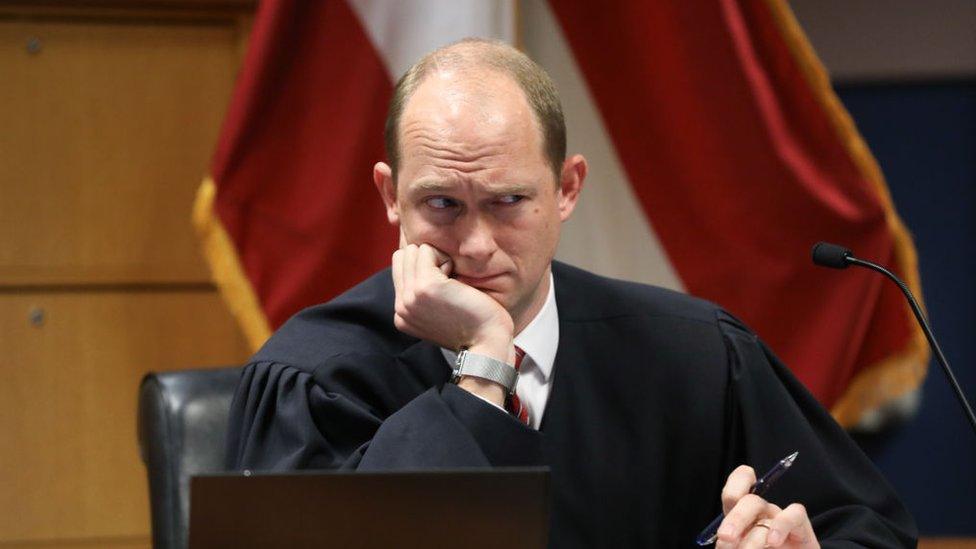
[224,356,545,472]
[717,310,918,548]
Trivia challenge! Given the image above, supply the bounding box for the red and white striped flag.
[195,0,928,428]
[195,0,513,344]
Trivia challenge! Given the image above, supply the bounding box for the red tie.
[506,346,530,426]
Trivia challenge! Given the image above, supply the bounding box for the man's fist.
[391,243,516,405]
[716,465,820,549]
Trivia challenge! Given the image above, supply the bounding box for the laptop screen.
[190,468,550,548]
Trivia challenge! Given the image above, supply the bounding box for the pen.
[695,451,799,546]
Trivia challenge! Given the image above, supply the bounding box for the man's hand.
[716,465,820,549]
[392,243,516,405]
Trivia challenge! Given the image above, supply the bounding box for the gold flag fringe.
[765,0,930,428]
[193,177,272,352]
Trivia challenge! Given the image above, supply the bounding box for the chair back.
[138,367,241,549]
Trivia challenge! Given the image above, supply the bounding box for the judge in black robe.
[225,261,916,548]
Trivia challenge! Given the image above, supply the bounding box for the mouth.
[453,272,506,288]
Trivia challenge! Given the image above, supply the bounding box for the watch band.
[452,349,519,394]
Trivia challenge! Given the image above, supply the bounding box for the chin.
[481,288,512,307]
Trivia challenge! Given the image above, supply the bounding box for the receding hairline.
[384,38,567,183]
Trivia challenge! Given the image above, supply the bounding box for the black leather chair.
[137,367,241,549]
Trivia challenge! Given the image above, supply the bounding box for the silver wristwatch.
[451,349,519,394]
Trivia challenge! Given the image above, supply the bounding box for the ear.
[373,162,400,226]
[557,154,587,222]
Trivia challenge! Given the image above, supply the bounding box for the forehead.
[397,69,548,186]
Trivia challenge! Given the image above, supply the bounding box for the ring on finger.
[753,519,773,531]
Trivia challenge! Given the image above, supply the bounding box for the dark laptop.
[189,468,550,548]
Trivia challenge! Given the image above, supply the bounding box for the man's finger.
[402,244,418,291]
[412,243,453,281]
[716,494,775,544]
[430,245,452,274]
[765,503,815,547]
[414,243,452,277]
[393,313,419,338]
[415,244,440,282]
[439,257,453,276]
[738,519,771,549]
[721,465,757,514]
[391,249,404,296]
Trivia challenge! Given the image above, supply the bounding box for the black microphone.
[811,242,853,269]
[811,242,976,436]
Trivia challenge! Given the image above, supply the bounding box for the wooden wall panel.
[0,291,248,543]
[0,5,253,545]
[0,536,148,548]
[920,540,976,549]
[0,17,240,285]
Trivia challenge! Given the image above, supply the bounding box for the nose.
[457,215,498,264]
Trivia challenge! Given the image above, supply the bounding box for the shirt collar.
[513,271,558,381]
[440,271,559,381]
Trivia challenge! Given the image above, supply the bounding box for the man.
[226,39,915,548]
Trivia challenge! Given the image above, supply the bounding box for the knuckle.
[785,502,807,521]
[740,493,763,507]
[737,537,756,549]
[720,487,737,505]
[767,514,786,529]
[412,284,432,301]
[723,507,744,524]
[724,515,745,532]
[402,290,416,308]
[735,464,756,479]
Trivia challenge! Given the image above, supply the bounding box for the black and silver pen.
[695,451,799,546]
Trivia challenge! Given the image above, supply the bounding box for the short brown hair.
[384,38,566,182]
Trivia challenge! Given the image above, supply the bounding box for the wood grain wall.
[0,1,253,546]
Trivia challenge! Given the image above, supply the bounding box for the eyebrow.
[407,179,536,197]
[409,179,457,194]
[488,183,536,196]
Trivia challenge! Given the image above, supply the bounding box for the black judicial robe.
[226,261,916,548]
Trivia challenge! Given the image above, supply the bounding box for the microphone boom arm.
[844,255,976,435]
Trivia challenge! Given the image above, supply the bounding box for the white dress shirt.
[441,273,559,430]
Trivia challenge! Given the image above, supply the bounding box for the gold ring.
[754,519,773,530]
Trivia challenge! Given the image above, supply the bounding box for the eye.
[496,195,525,205]
[425,196,459,210]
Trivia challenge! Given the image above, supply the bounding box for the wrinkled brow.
[407,179,536,197]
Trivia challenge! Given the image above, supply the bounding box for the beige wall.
[789,0,976,82]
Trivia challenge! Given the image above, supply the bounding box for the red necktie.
[506,346,530,426]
